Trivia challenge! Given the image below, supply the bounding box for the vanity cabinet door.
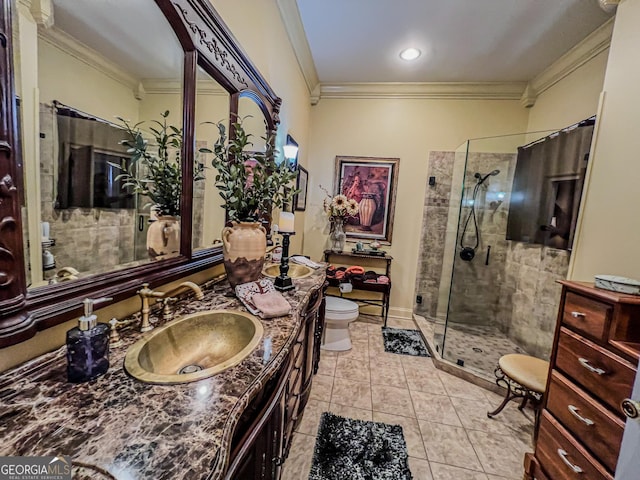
[225,361,290,480]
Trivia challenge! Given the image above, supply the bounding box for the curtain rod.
[520,115,596,150]
[53,100,124,130]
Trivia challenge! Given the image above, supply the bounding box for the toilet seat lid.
[326,296,359,313]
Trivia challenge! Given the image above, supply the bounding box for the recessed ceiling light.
[399,48,421,61]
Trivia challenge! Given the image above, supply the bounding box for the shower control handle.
[568,405,595,426]
[571,311,586,319]
[578,357,606,375]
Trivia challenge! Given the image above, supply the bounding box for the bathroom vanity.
[0,270,326,479]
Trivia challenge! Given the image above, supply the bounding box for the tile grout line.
[398,347,435,477]
[460,410,489,474]
[367,323,374,417]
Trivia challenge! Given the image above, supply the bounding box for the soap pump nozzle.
[79,297,112,331]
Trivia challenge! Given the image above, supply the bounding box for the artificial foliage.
[203,116,297,222]
[113,111,204,217]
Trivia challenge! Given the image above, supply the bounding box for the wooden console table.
[323,250,393,326]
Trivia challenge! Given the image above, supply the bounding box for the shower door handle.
[485,245,491,265]
[138,215,144,232]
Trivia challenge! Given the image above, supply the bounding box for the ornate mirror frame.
[0,0,281,347]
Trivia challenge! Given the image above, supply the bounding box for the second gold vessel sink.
[124,310,263,384]
[263,263,313,279]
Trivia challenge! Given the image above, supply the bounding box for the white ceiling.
[295,0,613,83]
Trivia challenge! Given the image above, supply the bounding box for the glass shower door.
[440,134,527,377]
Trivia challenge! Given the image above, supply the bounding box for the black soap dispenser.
[66,297,112,383]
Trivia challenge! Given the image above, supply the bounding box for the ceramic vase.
[358,193,376,230]
[222,221,267,288]
[330,217,346,252]
[147,215,180,260]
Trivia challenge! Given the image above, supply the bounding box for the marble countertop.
[0,269,326,479]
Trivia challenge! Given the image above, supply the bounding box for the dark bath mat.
[381,327,430,357]
[309,412,412,480]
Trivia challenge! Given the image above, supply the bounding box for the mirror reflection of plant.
[112,111,205,217]
[201,116,298,222]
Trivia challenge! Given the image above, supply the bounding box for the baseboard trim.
[388,307,414,320]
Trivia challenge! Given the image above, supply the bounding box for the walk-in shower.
[415,122,594,379]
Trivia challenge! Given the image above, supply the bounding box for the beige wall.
[570,0,640,280]
[527,51,609,133]
[305,98,529,318]
[38,40,139,122]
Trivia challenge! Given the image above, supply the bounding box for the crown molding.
[318,82,527,101]
[523,18,614,107]
[38,26,139,90]
[19,0,53,27]
[142,79,228,96]
[275,0,320,95]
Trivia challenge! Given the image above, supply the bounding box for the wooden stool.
[487,354,549,432]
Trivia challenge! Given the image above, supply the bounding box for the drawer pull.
[557,449,584,473]
[578,357,606,375]
[568,405,595,426]
[571,311,586,318]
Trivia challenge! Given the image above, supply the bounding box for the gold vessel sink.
[124,310,263,384]
[263,263,313,279]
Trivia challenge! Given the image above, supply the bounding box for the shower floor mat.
[381,327,430,357]
[309,412,412,480]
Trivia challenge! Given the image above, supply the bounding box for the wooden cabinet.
[225,285,326,480]
[524,281,640,480]
[225,359,289,480]
[283,285,325,457]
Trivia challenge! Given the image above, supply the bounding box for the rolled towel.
[251,291,292,318]
[291,256,322,269]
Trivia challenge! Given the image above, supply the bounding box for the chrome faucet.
[137,282,204,332]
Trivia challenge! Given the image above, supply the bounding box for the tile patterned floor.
[281,317,534,480]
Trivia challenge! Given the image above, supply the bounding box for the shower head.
[477,169,501,184]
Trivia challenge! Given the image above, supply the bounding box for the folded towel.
[251,291,291,318]
[291,255,322,269]
[235,279,276,316]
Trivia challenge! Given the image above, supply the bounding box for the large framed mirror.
[18,0,186,289]
[193,65,230,251]
[0,0,281,347]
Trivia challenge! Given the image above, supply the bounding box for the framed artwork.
[335,156,400,244]
[294,165,308,211]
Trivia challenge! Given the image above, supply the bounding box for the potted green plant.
[201,116,297,287]
[114,111,204,259]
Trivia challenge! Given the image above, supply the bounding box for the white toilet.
[322,297,359,351]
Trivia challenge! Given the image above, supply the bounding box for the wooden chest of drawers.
[524,281,640,480]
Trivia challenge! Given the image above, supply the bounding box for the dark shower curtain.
[55,105,130,209]
[506,122,594,249]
